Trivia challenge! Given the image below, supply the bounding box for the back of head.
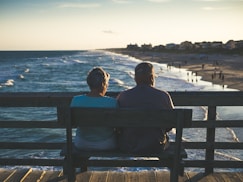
[135,62,155,86]
[87,67,110,90]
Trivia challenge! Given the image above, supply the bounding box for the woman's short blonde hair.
[87,67,110,89]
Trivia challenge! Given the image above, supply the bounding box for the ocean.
[0,50,242,172]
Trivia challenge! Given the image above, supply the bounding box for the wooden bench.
[61,108,192,182]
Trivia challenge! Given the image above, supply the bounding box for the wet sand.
[108,49,243,91]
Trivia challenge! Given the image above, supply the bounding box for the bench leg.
[170,167,179,182]
[63,157,75,181]
[79,157,88,172]
[179,162,185,176]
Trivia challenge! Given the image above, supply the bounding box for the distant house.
[127,44,139,50]
[152,45,165,51]
[141,43,153,51]
[225,40,236,49]
[165,43,178,50]
[235,40,243,49]
[179,41,193,50]
[200,42,211,49]
[194,42,202,49]
[126,39,243,52]
[211,41,223,49]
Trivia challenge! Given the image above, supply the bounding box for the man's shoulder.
[119,87,134,94]
[154,87,170,94]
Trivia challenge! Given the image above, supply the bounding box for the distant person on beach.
[117,62,174,154]
[70,67,118,151]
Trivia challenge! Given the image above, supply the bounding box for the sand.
[108,49,243,91]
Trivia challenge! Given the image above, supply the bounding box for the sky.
[0,0,243,50]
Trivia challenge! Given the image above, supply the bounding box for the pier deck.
[1,168,243,182]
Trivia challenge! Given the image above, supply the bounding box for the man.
[117,62,174,154]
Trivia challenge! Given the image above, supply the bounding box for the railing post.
[66,108,75,181]
[205,105,216,174]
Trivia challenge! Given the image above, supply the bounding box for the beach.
[108,49,243,91]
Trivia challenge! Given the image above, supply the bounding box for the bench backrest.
[70,108,192,128]
[66,108,192,181]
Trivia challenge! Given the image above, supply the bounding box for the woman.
[71,67,117,151]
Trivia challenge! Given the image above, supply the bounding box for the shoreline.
[107,49,243,91]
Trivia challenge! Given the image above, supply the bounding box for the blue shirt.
[70,95,118,150]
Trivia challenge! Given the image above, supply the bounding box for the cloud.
[102,30,116,34]
[201,6,230,10]
[193,0,222,1]
[147,0,170,2]
[58,3,100,8]
[111,0,132,4]
[202,6,215,10]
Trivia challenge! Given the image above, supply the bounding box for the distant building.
[200,42,211,49]
[225,40,236,49]
[211,41,223,49]
[141,43,153,51]
[235,40,243,49]
[194,42,202,49]
[165,43,178,50]
[179,41,193,50]
[126,39,243,52]
[152,45,165,51]
[127,44,139,50]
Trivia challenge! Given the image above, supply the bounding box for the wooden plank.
[192,120,243,128]
[2,91,243,105]
[1,170,243,182]
[183,142,243,149]
[71,108,192,128]
[0,169,15,181]
[0,92,72,107]
[169,91,243,106]
[197,174,218,182]
[205,106,216,174]
[125,171,139,182]
[211,173,227,182]
[89,171,108,182]
[219,172,242,182]
[138,171,156,182]
[21,169,43,182]
[235,172,243,181]
[75,171,92,182]
[4,168,30,182]
[155,171,170,182]
[178,173,190,182]
[186,172,206,182]
[38,170,62,182]
[2,91,243,106]
[155,171,189,182]
[106,171,126,182]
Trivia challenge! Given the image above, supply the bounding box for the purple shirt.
[117,84,174,153]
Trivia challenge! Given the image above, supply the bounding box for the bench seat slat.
[73,159,182,168]
[61,143,187,158]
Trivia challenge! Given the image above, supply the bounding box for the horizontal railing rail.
[0,91,243,173]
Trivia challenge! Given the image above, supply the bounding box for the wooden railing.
[0,91,243,173]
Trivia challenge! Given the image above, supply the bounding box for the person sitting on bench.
[70,67,118,151]
[117,62,174,154]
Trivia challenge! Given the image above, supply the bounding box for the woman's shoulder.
[103,96,117,103]
[72,95,86,101]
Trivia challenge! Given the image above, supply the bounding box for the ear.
[150,75,155,86]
